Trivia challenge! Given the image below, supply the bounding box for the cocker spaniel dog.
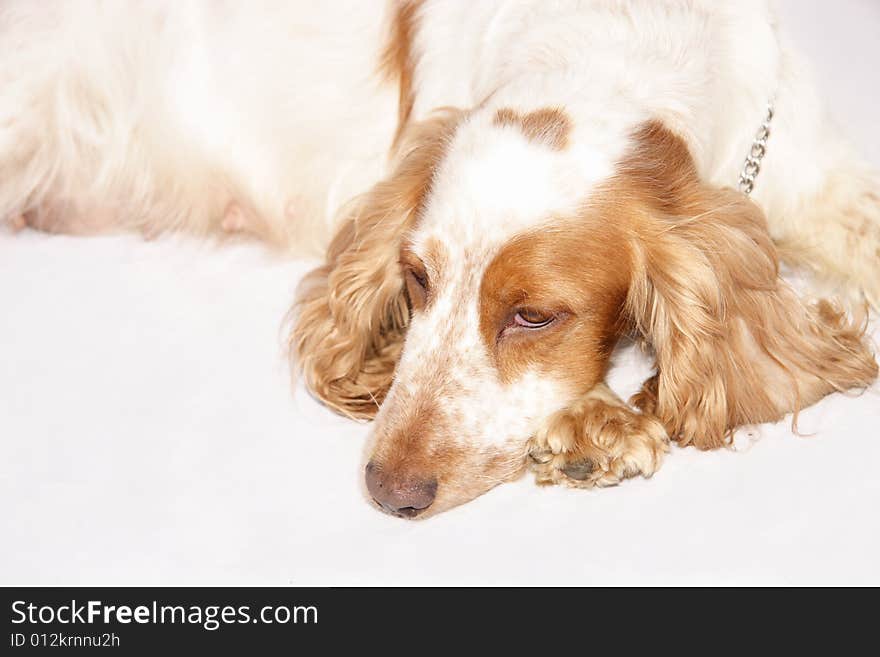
[2,1,878,517]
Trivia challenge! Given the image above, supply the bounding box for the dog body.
[3,1,878,516]
[0,0,401,245]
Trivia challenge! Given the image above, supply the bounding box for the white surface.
[2,1,879,586]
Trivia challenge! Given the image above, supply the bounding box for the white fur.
[0,0,398,249]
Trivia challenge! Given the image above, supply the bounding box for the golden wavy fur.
[618,123,878,449]
[290,110,463,419]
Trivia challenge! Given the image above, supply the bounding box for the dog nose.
[365,461,437,517]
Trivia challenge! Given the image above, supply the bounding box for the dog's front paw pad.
[561,459,595,481]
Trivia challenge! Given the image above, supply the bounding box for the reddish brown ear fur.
[290,111,462,419]
[620,122,878,448]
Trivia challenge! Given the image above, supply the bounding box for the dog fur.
[2,0,878,516]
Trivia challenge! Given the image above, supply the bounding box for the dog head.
[292,106,877,517]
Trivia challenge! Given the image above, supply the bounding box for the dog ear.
[290,110,462,419]
[621,123,877,448]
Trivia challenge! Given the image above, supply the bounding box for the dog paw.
[529,387,669,489]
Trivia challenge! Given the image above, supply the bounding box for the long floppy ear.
[621,122,877,448]
[290,110,462,419]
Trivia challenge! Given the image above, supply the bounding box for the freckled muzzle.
[364,460,438,518]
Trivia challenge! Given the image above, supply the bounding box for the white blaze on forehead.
[413,112,615,252]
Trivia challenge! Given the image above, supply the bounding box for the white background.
[2,0,878,585]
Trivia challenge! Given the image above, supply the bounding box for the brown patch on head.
[492,107,572,150]
[479,216,631,396]
[380,1,424,149]
[477,118,874,454]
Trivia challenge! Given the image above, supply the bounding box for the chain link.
[738,103,774,195]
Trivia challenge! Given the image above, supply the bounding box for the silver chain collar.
[737,103,774,195]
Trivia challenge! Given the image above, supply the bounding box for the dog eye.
[513,309,555,329]
[407,267,428,291]
[403,266,429,311]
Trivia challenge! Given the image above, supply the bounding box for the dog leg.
[529,384,669,488]
[11,202,120,235]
